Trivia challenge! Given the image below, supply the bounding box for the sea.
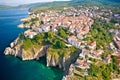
[0,9,63,80]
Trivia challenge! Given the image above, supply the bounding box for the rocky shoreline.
[4,36,81,72]
[4,4,120,80]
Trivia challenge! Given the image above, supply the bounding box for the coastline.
[4,8,82,76]
[3,4,120,80]
[0,9,64,80]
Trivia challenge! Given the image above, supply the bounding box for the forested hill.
[0,0,120,9]
[0,5,14,9]
[31,0,120,9]
[70,0,120,7]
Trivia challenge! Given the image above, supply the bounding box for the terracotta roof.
[83,49,90,53]
[76,59,87,66]
[106,54,111,59]
[68,36,79,43]
[116,55,120,67]
[92,50,103,55]
[89,41,96,46]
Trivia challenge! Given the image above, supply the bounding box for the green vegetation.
[22,30,78,60]
[54,40,66,49]
[88,63,111,80]
[48,45,78,59]
[31,1,70,13]
[85,55,120,80]
[87,58,120,80]
[29,0,120,13]
[23,21,30,25]
[23,17,39,26]
[58,28,69,39]
[23,33,45,50]
[43,31,78,58]
[111,55,119,72]
[45,31,67,49]
[30,17,39,23]
[70,0,120,7]
[73,18,119,79]
[85,19,113,50]
[23,38,33,50]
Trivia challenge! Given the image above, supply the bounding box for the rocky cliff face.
[4,38,22,57]
[46,50,81,71]
[4,37,80,72]
[4,38,48,60]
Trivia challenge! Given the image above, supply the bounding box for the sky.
[0,0,70,6]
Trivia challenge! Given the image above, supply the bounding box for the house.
[115,23,120,27]
[114,37,120,49]
[88,41,96,50]
[79,49,90,58]
[116,55,120,67]
[77,33,84,40]
[105,54,111,63]
[24,29,37,39]
[42,25,50,32]
[68,36,81,48]
[75,59,90,69]
[69,25,75,33]
[91,50,104,59]
[33,28,40,33]
[109,42,116,50]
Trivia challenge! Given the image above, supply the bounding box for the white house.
[88,41,96,50]
[24,29,37,39]
[77,33,84,40]
[91,50,104,59]
[75,59,90,69]
[116,33,120,41]
[42,26,50,32]
[79,49,90,58]
[68,36,81,48]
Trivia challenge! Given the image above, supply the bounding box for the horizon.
[0,0,70,6]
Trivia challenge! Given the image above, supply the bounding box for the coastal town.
[4,5,120,80]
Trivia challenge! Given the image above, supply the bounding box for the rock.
[46,54,61,67]
[10,38,19,48]
[10,42,15,48]
[4,47,12,55]
[35,46,48,60]
[46,50,80,71]
[18,24,24,28]
[21,46,49,61]
[46,54,51,66]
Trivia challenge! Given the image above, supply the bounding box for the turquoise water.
[0,9,63,80]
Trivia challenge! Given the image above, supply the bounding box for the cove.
[0,9,63,80]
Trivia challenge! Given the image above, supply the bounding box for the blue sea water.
[0,9,63,80]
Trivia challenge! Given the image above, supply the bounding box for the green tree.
[23,38,33,50]
[54,40,66,49]
[101,65,111,80]
[58,28,68,38]
[111,55,118,71]
[45,31,54,39]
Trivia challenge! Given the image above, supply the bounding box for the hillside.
[28,0,120,13]
[70,0,120,6]
[1,0,120,10]
[0,5,14,9]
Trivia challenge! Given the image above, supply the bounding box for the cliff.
[4,35,80,71]
[4,37,48,60]
[46,46,81,71]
